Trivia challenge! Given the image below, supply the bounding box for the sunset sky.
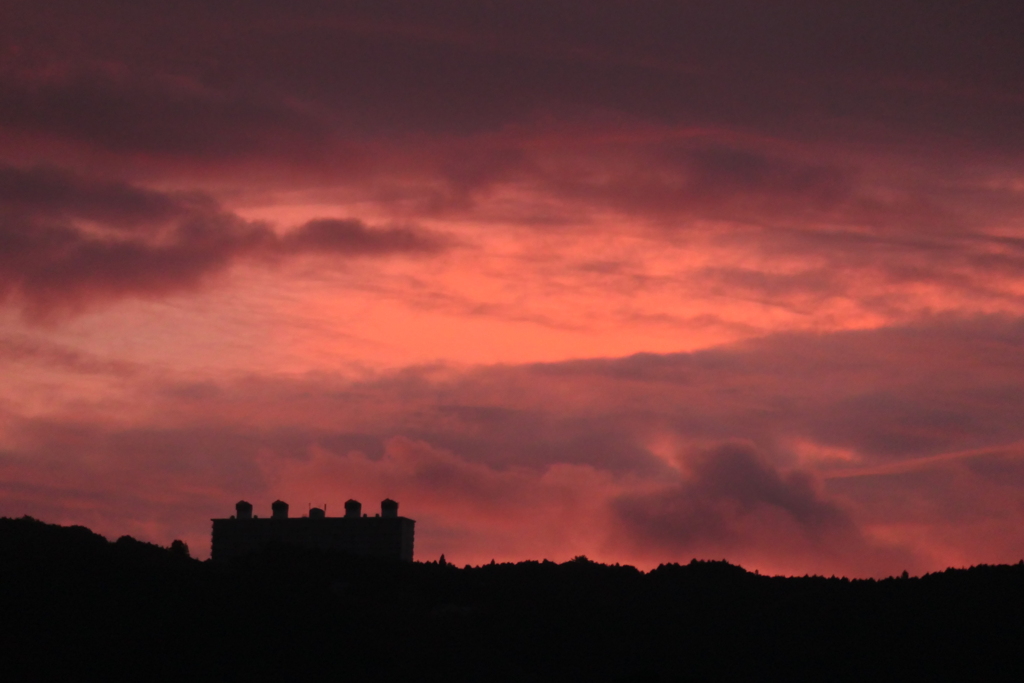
[3,1,1024,576]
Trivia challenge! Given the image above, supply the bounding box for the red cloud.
[3,317,1024,575]
[1,2,1023,581]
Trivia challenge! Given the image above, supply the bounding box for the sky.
[2,1,1024,577]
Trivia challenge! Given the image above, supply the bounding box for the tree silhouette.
[2,516,1023,681]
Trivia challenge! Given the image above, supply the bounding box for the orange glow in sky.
[3,2,1024,576]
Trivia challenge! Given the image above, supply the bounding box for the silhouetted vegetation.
[2,516,1022,681]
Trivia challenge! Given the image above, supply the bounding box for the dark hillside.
[1,517,1022,681]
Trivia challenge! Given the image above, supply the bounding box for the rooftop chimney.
[235,500,253,520]
[344,499,361,518]
[271,500,289,519]
[381,499,399,518]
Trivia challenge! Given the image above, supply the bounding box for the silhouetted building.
[211,499,415,562]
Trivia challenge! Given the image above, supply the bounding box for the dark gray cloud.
[0,165,447,315]
[1,1,1022,311]
[539,141,857,228]
[613,441,857,545]
[0,58,333,161]
[0,334,140,376]
[281,218,446,256]
[0,209,262,315]
[0,165,197,228]
[2,1,1022,159]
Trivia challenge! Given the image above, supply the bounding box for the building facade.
[211,498,415,562]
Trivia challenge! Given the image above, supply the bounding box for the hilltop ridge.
[2,516,1022,681]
